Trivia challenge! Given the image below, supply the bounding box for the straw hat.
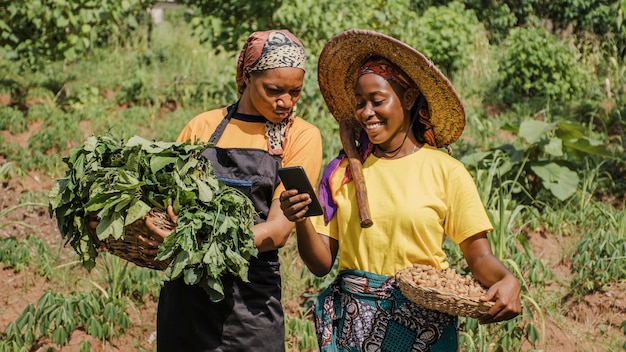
[318,29,465,147]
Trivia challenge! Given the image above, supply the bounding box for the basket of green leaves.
[49,134,258,302]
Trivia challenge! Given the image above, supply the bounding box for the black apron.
[157,104,285,352]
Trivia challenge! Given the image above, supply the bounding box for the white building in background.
[149,0,180,24]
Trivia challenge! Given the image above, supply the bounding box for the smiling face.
[354,73,416,150]
[239,67,305,123]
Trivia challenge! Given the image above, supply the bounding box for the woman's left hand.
[460,233,523,324]
[279,189,313,223]
[478,273,522,324]
[138,205,177,256]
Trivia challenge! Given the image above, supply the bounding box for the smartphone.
[278,166,324,217]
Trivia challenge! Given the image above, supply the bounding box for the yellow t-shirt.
[177,107,323,199]
[312,145,493,276]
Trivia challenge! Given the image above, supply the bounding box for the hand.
[279,189,312,223]
[87,212,99,238]
[137,205,177,256]
[478,273,522,324]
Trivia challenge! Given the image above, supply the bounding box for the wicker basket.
[396,265,494,318]
[92,208,175,270]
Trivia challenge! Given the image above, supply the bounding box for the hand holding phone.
[278,166,324,217]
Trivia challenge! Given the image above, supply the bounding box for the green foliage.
[0,106,27,133]
[412,2,487,78]
[273,0,420,53]
[0,0,155,69]
[28,107,83,157]
[456,149,549,350]
[182,0,424,57]
[570,210,626,297]
[181,0,282,52]
[427,0,624,44]
[462,0,519,43]
[498,26,592,103]
[285,316,318,351]
[63,84,109,113]
[0,161,27,184]
[92,252,161,301]
[539,0,617,35]
[0,235,56,278]
[48,134,258,301]
[0,290,130,350]
[463,117,613,202]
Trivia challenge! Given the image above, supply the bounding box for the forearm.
[461,233,515,287]
[295,219,335,276]
[467,253,514,288]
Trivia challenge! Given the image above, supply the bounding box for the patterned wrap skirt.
[314,269,458,352]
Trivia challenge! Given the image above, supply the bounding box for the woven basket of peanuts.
[395,263,494,318]
[91,208,175,271]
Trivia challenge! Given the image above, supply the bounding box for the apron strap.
[208,103,238,144]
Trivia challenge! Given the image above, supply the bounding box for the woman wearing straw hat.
[279,29,521,351]
[127,29,323,351]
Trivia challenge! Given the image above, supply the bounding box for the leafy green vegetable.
[48,134,258,301]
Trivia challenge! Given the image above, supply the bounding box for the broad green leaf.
[150,156,177,174]
[555,121,586,140]
[48,181,63,210]
[201,278,225,302]
[563,137,613,158]
[97,212,124,240]
[113,194,132,212]
[166,251,190,280]
[460,151,491,167]
[543,137,563,157]
[195,178,214,203]
[183,267,202,285]
[530,162,579,201]
[124,200,151,226]
[518,120,557,144]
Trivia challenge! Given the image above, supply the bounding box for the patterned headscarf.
[236,30,306,95]
[360,58,411,90]
[234,30,306,156]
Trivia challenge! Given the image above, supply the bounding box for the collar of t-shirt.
[233,111,267,123]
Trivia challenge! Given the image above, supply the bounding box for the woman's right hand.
[279,189,313,223]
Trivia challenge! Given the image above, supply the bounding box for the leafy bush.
[539,0,617,35]
[0,291,131,350]
[412,1,488,79]
[0,0,155,69]
[570,210,626,297]
[28,109,83,156]
[463,118,613,203]
[273,0,420,53]
[181,0,282,53]
[0,106,27,133]
[498,26,592,103]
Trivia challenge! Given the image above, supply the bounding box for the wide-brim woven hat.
[318,29,465,147]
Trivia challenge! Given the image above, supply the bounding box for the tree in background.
[0,0,155,70]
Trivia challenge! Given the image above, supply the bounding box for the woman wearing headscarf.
[279,30,521,351]
[152,29,323,351]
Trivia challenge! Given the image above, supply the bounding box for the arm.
[142,201,295,254]
[251,198,295,252]
[280,189,338,276]
[460,232,522,324]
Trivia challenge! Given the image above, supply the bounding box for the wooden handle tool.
[339,119,373,228]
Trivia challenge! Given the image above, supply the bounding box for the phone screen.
[278,166,324,217]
